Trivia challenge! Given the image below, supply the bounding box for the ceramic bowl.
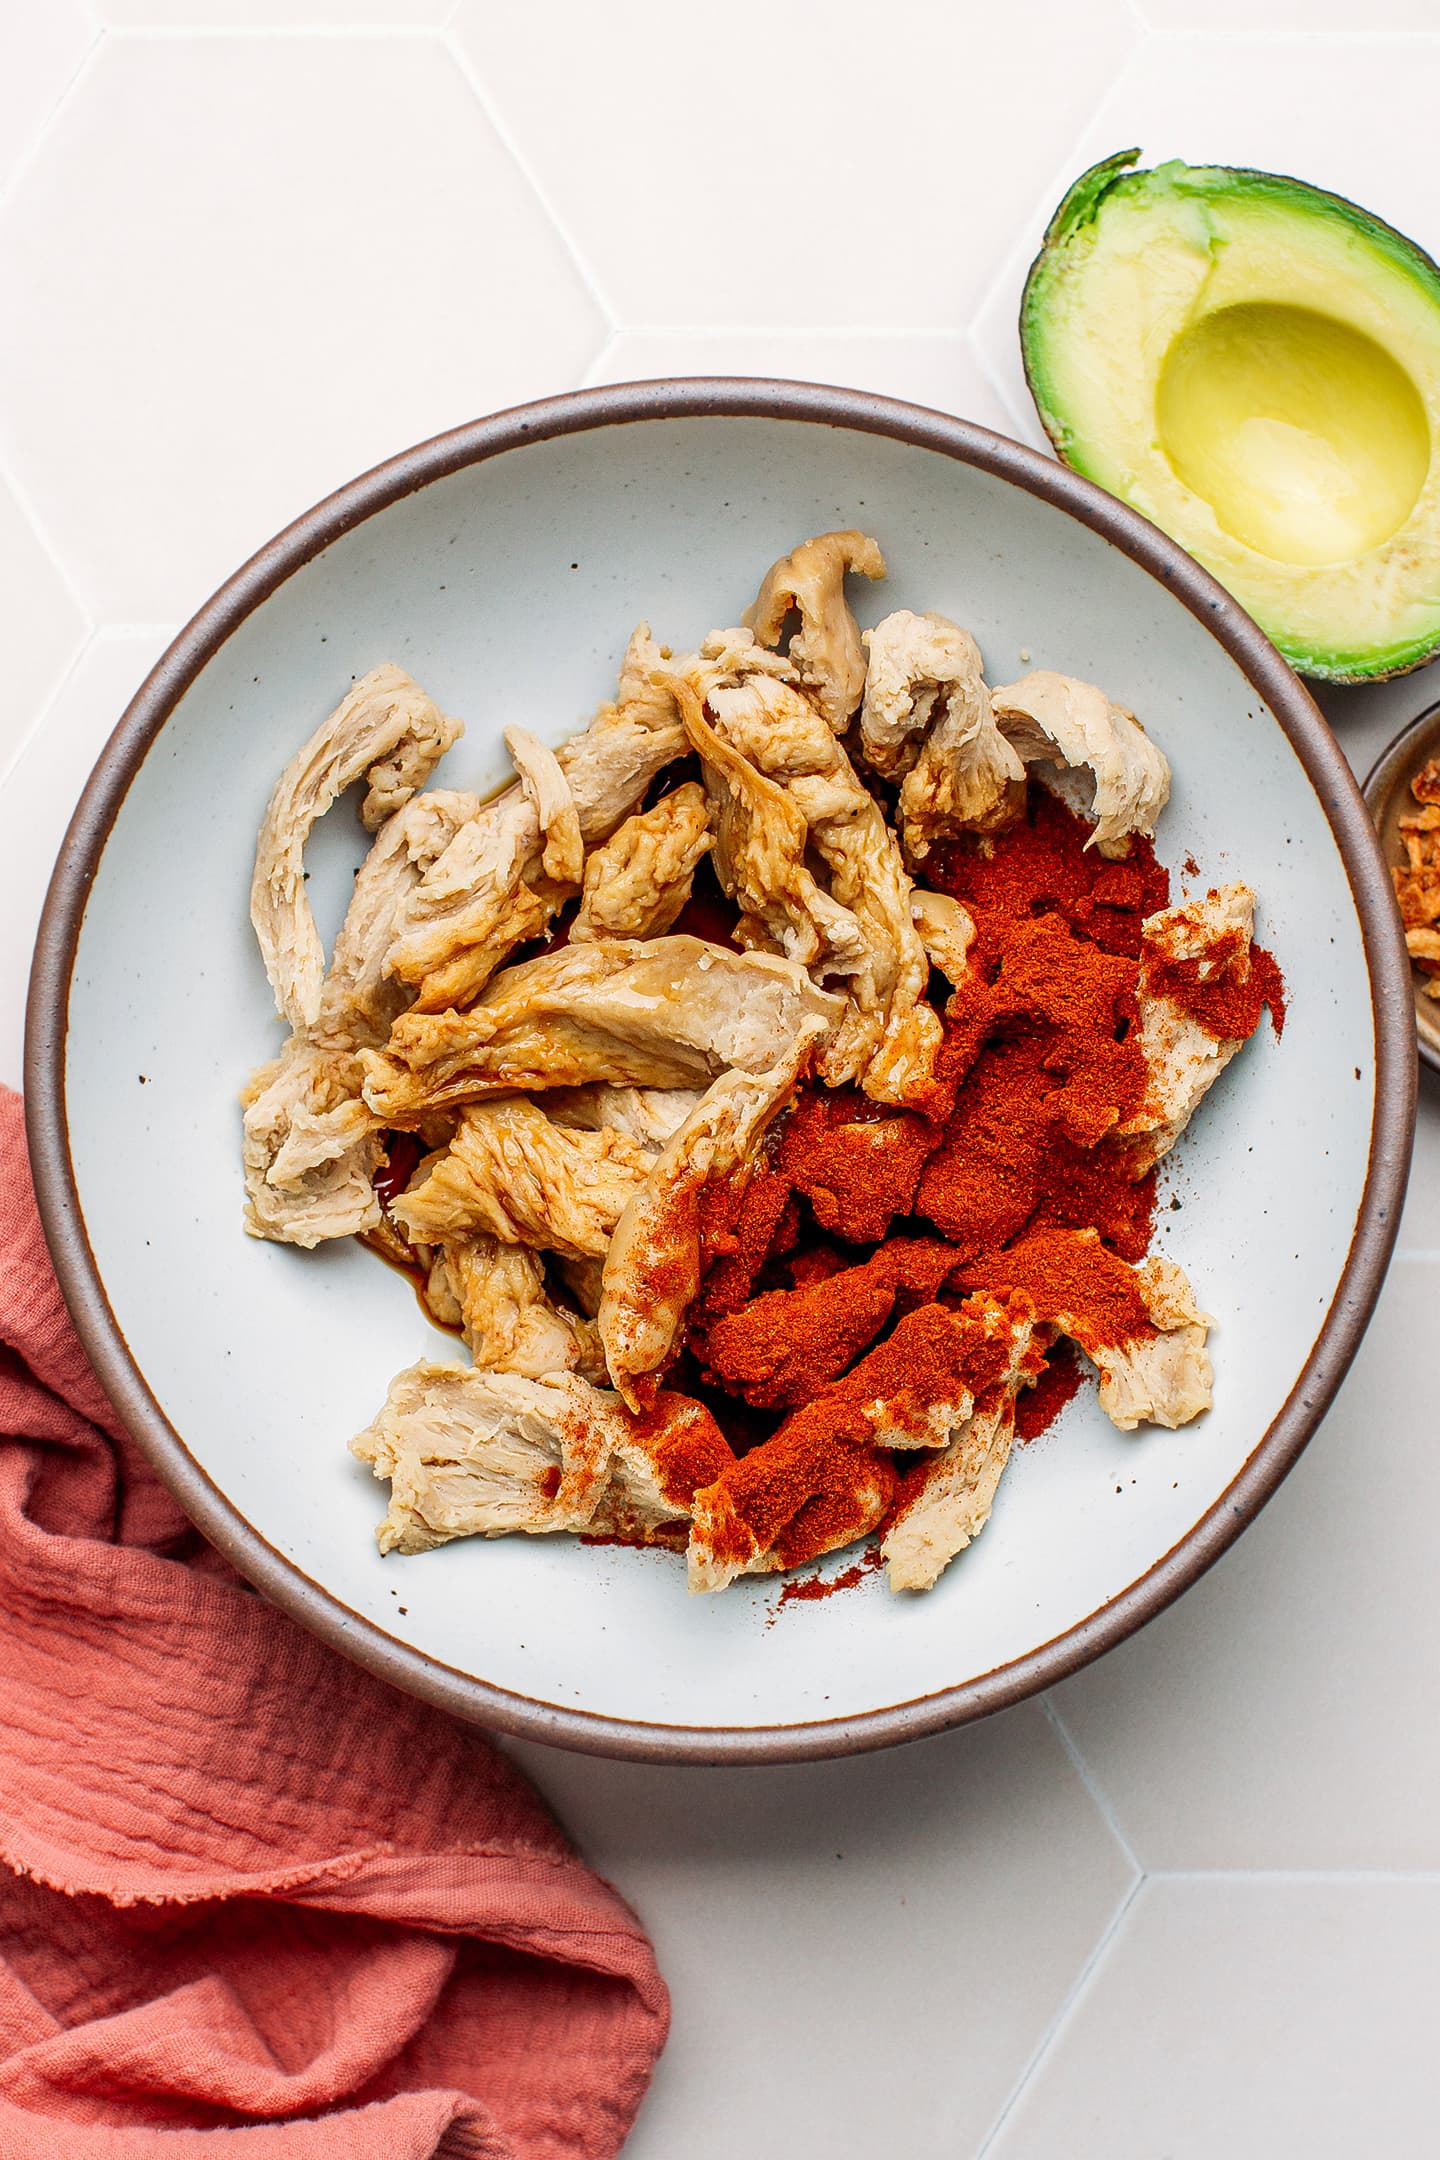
[26,382,1415,1762]
[1363,702,1440,1074]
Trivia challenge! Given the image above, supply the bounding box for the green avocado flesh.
[1021,152,1440,681]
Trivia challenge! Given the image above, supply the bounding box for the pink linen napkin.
[0,1086,667,2158]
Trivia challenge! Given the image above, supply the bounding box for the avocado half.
[1021,151,1440,682]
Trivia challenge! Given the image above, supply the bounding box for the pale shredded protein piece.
[570,783,712,943]
[428,1236,602,1380]
[352,1365,721,1555]
[880,1302,1039,1593]
[909,889,977,988]
[989,670,1170,859]
[362,937,844,1120]
[383,641,685,1012]
[677,650,940,1104]
[1019,1233,1213,1433]
[862,613,1025,863]
[353,1364,620,1553]
[243,787,479,1244]
[883,1401,1014,1594]
[670,668,869,977]
[708,665,940,1103]
[250,665,462,1032]
[869,615,1025,862]
[860,610,974,778]
[504,725,584,886]
[599,1019,831,1408]
[1112,884,1258,1174]
[241,1045,383,1249]
[544,1083,706,1152]
[1090,1256,1214,1432]
[320,790,483,1049]
[746,529,887,732]
[391,1100,654,1258]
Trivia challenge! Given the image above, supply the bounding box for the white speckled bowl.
[26,383,1414,1761]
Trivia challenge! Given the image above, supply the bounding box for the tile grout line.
[0,627,98,801]
[0,623,176,802]
[1146,1867,1440,1886]
[442,29,618,338]
[578,332,621,390]
[0,451,92,651]
[962,8,1158,351]
[966,329,1038,444]
[0,21,105,218]
[971,1863,1440,2154]
[965,121,1112,359]
[97,23,458,40]
[973,1872,1145,2160]
[1041,1694,1144,1875]
[1128,24,1440,39]
[584,323,975,342]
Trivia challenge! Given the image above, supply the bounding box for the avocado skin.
[1020,153,1440,683]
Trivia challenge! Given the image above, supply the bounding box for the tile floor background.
[2,3,1438,2153]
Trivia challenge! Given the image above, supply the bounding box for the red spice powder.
[773,1462,897,1571]
[776,1087,936,1245]
[1015,1343,1085,1441]
[1145,924,1286,1041]
[695,1163,796,1318]
[929,781,1170,964]
[700,1262,898,1408]
[959,1226,1154,1351]
[785,1243,853,1288]
[773,1542,885,1613]
[700,1300,1023,1569]
[624,1389,735,1505]
[699,1236,963,1409]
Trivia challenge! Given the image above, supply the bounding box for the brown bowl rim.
[23,377,1417,1763]
[1362,700,1440,1076]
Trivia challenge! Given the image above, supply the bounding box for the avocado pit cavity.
[1156,302,1429,567]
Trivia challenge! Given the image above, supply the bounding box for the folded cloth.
[0,1087,667,2158]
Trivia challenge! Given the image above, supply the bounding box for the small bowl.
[25,381,1416,1762]
[1363,703,1440,1073]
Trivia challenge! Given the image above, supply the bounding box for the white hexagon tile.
[1141,0,1436,25]
[1047,1257,1440,1873]
[510,1706,1134,2160]
[0,474,86,777]
[0,31,606,623]
[98,2,451,20]
[0,628,174,1086]
[586,330,1013,432]
[450,0,1139,332]
[986,1879,1439,2160]
[0,0,93,198]
[4,8,1440,2158]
